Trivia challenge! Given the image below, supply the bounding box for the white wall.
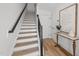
[37,4,52,38]
[27,3,35,12]
[0,3,26,55]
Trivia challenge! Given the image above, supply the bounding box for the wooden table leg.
[55,34,58,47]
[73,40,76,56]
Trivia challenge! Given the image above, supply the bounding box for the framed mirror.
[59,4,77,37]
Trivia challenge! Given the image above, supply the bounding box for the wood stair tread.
[21,25,36,26]
[21,28,36,30]
[19,31,37,34]
[22,22,35,24]
[12,47,39,56]
[15,40,38,47]
[17,35,37,40]
[23,20,33,21]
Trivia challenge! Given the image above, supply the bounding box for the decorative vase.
[56,25,61,32]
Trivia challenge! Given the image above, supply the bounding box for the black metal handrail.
[9,4,27,33]
[37,14,43,56]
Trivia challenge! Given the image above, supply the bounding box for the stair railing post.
[37,14,43,56]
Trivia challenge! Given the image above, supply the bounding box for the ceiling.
[37,3,72,12]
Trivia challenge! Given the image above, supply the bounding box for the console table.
[55,31,79,56]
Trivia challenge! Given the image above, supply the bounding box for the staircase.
[12,12,39,56]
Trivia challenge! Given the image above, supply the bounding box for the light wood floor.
[43,38,66,56]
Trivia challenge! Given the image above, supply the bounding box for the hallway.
[0,3,79,56]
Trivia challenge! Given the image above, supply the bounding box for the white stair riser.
[22,21,35,23]
[24,18,34,19]
[20,29,37,32]
[18,33,37,37]
[22,24,36,26]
